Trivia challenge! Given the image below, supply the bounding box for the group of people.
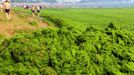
[0,0,42,20]
[24,5,42,16]
[0,0,11,20]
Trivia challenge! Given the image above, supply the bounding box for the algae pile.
[0,19,134,75]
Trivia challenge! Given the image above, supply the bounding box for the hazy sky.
[1,0,134,2]
[56,0,133,2]
[57,0,81,2]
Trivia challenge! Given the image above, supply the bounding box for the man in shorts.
[36,6,41,16]
[4,0,11,20]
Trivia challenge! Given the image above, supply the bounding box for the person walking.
[36,6,41,16]
[4,0,11,20]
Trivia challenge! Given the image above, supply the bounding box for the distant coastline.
[12,2,134,8]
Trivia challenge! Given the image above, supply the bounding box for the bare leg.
[8,13,10,20]
[0,9,2,12]
[6,12,10,20]
[6,13,8,19]
[32,12,35,16]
